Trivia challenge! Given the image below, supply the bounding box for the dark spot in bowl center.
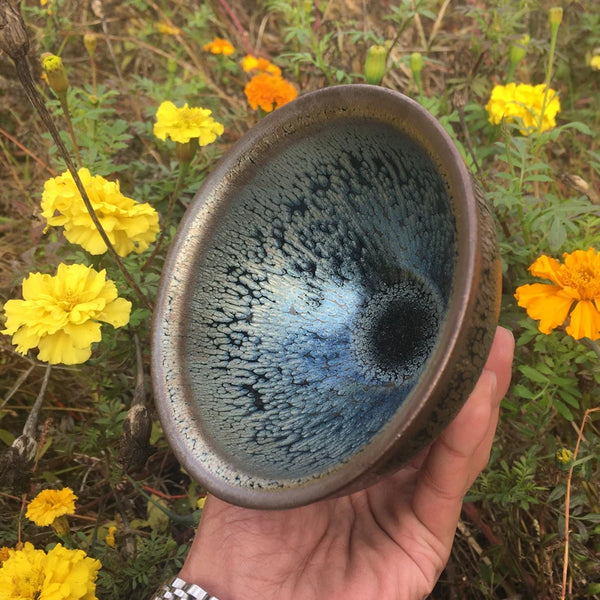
[354,276,443,384]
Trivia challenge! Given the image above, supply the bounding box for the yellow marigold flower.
[244,73,298,113]
[485,82,560,134]
[105,526,117,548]
[556,447,573,464]
[0,542,46,599]
[0,541,101,600]
[241,54,281,76]
[203,37,235,56]
[156,22,182,36]
[591,55,600,71]
[26,488,77,527]
[154,101,224,145]
[1,263,132,365]
[515,248,600,340]
[41,168,159,257]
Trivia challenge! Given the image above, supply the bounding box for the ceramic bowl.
[151,84,501,509]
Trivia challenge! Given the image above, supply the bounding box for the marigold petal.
[2,298,30,335]
[21,272,53,300]
[43,543,102,599]
[64,320,103,345]
[97,297,132,328]
[528,254,564,285]
[565,299,600,340]
[37,331,93,365]
[514,282,574,334]
[10,324,41,354]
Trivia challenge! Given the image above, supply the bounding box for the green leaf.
[147,495,170,532]
[519,364,549,384]
[547,218,567,251]
[552,398,574,421]
[512,383,536,400]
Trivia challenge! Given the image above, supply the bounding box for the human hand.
[179,326,514,600]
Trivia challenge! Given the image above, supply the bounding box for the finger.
[410,369,496,546]
[410,326,514,545]
[466,326,515,480]
[484,326,515,404]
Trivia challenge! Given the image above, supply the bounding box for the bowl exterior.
[152,85,501,508]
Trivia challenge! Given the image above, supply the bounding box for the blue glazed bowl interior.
[173,116,456,485]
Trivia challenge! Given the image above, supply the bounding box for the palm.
[180,327,514,600]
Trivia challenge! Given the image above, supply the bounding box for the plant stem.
[90,56,97,95]
[216,0,254,55]
[91,0,124,84]
[12,60,153,311]
[57,92,81,166]
[141,159,189,271]
[538,14,560,134]
[23,364,51,439]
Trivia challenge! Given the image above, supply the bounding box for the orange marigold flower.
[241,54,281,76]
[515,247,600,340]
[203,37,235,56]
[244,73,298,113]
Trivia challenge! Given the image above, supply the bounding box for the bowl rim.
[151,84,482,509]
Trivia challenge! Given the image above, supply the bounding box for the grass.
[1,0,599,598]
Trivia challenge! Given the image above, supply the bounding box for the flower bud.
[176,138,198,163]
[167,57,178,74]
[51,515,71,537]
[364,45,387,85]
[41,53,69,96]
[84,32,97,58]
[509,34,529,66]
[549,6,563,27]
[410,52,423,76]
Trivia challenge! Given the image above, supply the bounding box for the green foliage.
[467,445,547,511]
[95,531,188,597]
[45,85,133,175]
